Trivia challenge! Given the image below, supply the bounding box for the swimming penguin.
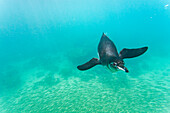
[77,33,148,73]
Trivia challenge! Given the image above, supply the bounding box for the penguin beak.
[117,66,129,73]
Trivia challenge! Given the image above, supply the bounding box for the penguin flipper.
[77,58,101,71]
[119,47,148,59]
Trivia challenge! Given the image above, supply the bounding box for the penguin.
[77,33,148,73]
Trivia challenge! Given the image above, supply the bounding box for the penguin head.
[110,59,129,73]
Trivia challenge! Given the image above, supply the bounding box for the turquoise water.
[0,0,170,112]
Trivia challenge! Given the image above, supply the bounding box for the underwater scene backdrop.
[0,0,170,112]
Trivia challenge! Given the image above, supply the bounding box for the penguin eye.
[113,62,117,66]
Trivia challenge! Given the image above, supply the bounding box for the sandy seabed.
[0,53,169,113]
